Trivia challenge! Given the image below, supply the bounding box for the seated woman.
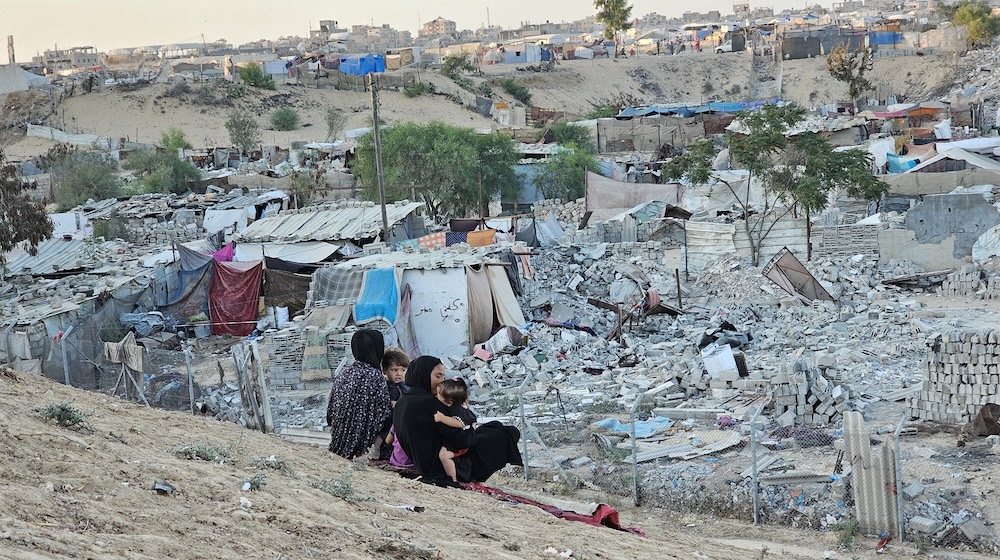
[326,329,390,459]
[393,356,522,483]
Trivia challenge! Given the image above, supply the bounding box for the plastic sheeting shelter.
[338,54,385,75]
[762,247,834,302]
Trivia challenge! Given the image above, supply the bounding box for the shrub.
[325,107,347,141]
[160,128,192,151]
[270,107,300,131]
[403,82,433,97]
[477,82,494,98]
[124,150,202,194]
[238,63,276,90]
[34,402,88,429]
[52,153,121,211]
[225,111,261,154]
[500,78,531,105]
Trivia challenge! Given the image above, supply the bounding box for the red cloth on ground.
[209,260,263,336]
[463,483,646,536]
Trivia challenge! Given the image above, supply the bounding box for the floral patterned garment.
[326,360,391,459]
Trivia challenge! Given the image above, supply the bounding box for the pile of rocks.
[125,217,205,245]
[533,198,584,228]
[939,266,1000,299]
[910,329,1000,423]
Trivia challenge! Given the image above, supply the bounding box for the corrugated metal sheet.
[332,245,500,271]
[844,411,899,536]
[685,215,808,274]
[235,201,424,243]
[4,238,97,277]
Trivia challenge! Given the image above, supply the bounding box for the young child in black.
[433,377,477,481]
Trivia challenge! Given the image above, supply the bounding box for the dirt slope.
[1,366,981,560]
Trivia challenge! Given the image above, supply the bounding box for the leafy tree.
[124,150,202,195]
[536,144,601,202]
[237,62,276,90]
[542,122,596,154]
[500,78,532,105]
[0,150,53,272]
[662,104,887,265]
[826,43,874,108]
[594,0,633,58]
[441,53,475,81]
[325,107,348,141]
[225,111,261,155]
[160,128,192,152]
[270,107,300,131]
[52,152,121,211]
[352,122,521,219]
[944,0,1000,47]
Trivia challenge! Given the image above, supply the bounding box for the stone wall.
[125,216,205,245]
[261,329,305,391]
[910,331,1000,423]
[814,224,879,260]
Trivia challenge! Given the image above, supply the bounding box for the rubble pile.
[910,329,1000,423]
[125,216,204,245]
[953,48,1000,129]
[533,198,585,229]
[771,358,859,426]
[939,265,1000,299]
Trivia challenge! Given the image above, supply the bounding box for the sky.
[4,0,810,64]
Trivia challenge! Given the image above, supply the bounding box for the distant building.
[421,17,457,37]
[31,46,101,70]
[833,1,864,11]
[682,11,722,23]
[641,13,669,26]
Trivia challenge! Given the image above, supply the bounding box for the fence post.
[629,392,648,507]
[184,343,196,415]
[894,413,907,544]
[518,374,531,481]
[749,400,768,525]
[59,331,72,386]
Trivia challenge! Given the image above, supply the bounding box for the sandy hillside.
[479,52,962,113]
[0,52,964,160]
[0,366,971,560]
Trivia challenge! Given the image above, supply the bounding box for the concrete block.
[909,516,941,534]
[903,482,926,501]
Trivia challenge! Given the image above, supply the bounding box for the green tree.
[662,104,887,265]
[270,107,300,131]
[594,0,633,58]
[325,107,348,141]
[826,43,874,108]
[441,53,475,81]
[940,1,1000,46]
[52,152,121,211]
[542,122,596,154]
[225,111,261,155]
[352,122,521,219]
[237,62,276,90]
[160,128,192,152]
[124,150,202,195]
[0,150,53,272]
[536,144,601,202]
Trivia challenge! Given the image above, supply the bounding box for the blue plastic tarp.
[338,53,385,76]
[594,416,673,438]
[887,153,920,173]
[354,268,399,324]
[870,31,902,46]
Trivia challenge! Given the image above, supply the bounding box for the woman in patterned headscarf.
[326,329,390,459]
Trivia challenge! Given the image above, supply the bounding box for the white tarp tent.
[0,64,48,95]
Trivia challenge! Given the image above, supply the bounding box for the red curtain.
[209,260,263,336]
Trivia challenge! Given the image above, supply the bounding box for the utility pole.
[369,72,390,242]
[7,36,14,65]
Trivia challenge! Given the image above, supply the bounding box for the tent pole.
[369,72,390,243]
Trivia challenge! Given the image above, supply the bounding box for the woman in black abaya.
[393,356,522,483]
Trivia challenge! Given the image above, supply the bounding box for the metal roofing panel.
[333,245,500,271]
[235,201,424,242]
[4,238,96,277]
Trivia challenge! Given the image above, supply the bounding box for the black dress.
[394,356,522,483]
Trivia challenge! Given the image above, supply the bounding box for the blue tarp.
[870,31,902,46]
[887,153,920,173]
[595,416,674,438]
[338,53,385,76]
[354,268,398,324]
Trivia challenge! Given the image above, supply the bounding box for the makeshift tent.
[585,171,685,222]
[338,54,385,75]
[762,248,834,302]
[262,269,311,316]
[209,261,264,336]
